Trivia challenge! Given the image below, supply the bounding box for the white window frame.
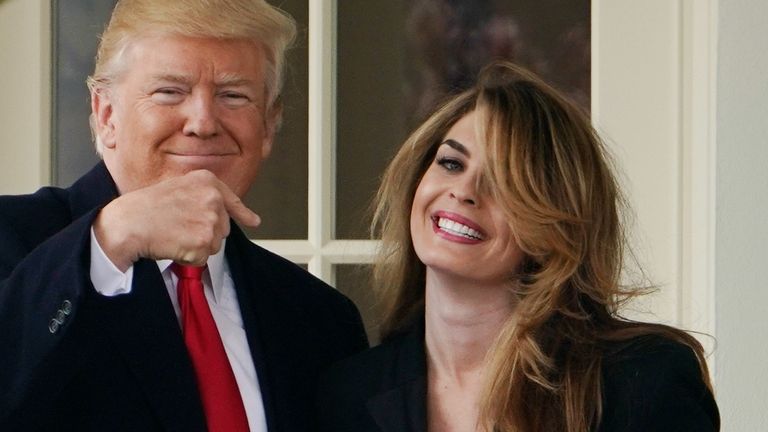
[591,0,717,361]
[0,0,716,355]
[254,0,718,345]
[254,0,377,287]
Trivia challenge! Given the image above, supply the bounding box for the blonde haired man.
[0,1,367,430]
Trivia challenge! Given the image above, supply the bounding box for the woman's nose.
[449,176,479,206]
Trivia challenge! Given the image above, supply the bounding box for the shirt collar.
[156,239,227,303]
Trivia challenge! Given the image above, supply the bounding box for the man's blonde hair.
[87,0,296,153]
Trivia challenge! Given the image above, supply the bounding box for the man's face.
[93,34,274,197]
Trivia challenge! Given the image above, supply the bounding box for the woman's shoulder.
[603,333,699,370]
[598,334,719,431]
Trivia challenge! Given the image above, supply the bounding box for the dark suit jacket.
[318,321,719,432]
[0,162,368,431]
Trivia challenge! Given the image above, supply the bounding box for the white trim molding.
[592,0,717,351]
[306,0,342,282]
[679,0,717,350]
[0,0,51,194]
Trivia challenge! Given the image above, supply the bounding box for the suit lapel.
[367,324,428,432]
[226,225,330,432]
[68,163,207,430]
[367,377,427,432]
[67,162,120,220]
[225,230,280,430]
[95,259,206,430]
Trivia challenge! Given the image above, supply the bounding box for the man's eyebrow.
[440,139,470,156]
[147,74,256,87]
[150,73,194,85]
[216,73,257,87]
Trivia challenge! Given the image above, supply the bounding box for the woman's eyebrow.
[440,139,470,156]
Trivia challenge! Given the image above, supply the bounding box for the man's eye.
[436,157,463,172]
[151,89,185,104]
[155,88,185,96]
[220,92,250,107]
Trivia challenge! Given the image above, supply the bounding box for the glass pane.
[336,0,591,239]
[52,0,309,240]
[334,264,380,345]
[53,0,118,187]
[244,0,309,240]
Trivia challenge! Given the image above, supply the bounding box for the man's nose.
[182,93,219,138]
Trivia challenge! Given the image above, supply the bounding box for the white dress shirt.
[89,230,267,432]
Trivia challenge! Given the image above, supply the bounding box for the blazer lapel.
[367,324,428,432]
[68,163,206,430]
[95,259,206,430]
[67,162,120,220]
[367,377,427,432]
[226,224,336,431]
[225,228,281,430]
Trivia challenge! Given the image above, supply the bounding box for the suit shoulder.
[233,238,368,350]
[0,187,69,228]
[603,335,702,380]
[0,187,72,265]
[248,243,350,304]
[320,329,419,399]
[253,244,349,304]
[323,339,399,385]
[317,336,410,429]
[600,335,719,431]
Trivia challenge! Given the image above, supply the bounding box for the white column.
[0,0,51,194]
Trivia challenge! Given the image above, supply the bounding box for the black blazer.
[0,162,368,431]
[318,321,719,432]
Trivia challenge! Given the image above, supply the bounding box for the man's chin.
[169,154,234,170]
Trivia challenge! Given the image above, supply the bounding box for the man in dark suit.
[0,0,367,430]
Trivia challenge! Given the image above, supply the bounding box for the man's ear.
[91,88,118,149]
[261,105,281,159]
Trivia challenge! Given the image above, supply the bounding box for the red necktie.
[172,263,250,432]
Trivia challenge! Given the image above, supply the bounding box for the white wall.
[593,0,717,341]
[0,0,50,194]
[716,0,768,430]
[593,0,685,326]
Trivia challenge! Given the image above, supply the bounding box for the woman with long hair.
[318,61,719,431]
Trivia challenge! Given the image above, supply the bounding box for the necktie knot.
[171,263,206,281]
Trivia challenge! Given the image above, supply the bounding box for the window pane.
[335,2,409,240]
[53,0,118,187]
[52,0,309,240]
[335,0,591,239]
[244,0,309,240]
[334,264,380,345]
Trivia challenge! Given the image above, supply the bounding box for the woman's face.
[410,111,525,285]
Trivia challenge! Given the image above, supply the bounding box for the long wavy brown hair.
[371,61,714,431]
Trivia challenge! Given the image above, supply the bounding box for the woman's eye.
[436,157,463,172]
